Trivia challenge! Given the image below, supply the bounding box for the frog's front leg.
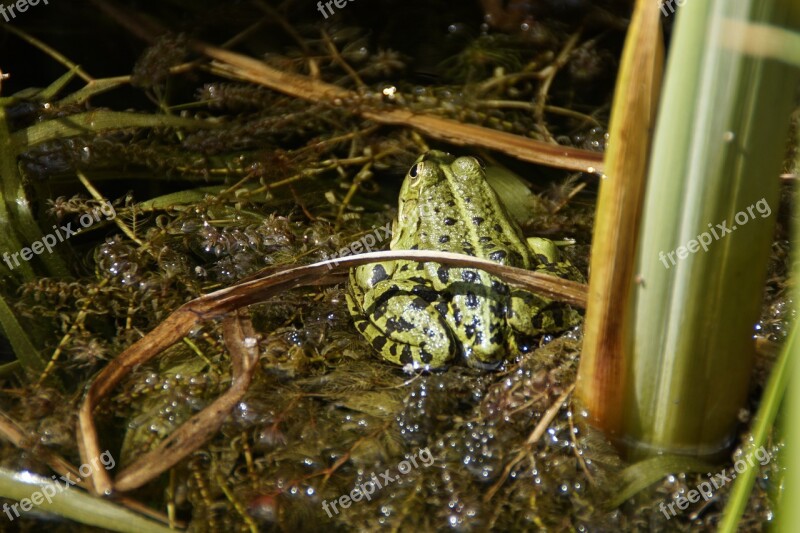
[526,236,585,282]
[507,289,582,338]
[346,278,456,369]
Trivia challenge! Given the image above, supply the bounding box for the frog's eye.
[408,163,423,183]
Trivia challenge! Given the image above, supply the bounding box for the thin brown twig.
[2,25,94,82]
[534,30,583,142]
[485,384,574,501]
[321,28,366,89]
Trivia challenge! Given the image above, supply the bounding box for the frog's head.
[397,150,486,225]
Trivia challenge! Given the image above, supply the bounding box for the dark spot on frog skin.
[410,245,420,250]
[387,317,415,332]
[372,336,387,352]
[370,264,389,285]
[356,320,369,333]
[491,280,509,295]
[465,197,472,203]
[437,267,449,284]
[444,217,456,226]
[489,250,508,263]
[536,253,552,264]
[474,329,484,345]
[439,235,450,244]
[410,297,428,310]
[412,286,438,302]
[400,345,413,364]
[489,302,506,316]
[479,236,491,243]
[447,200,456,207]
[461,270,478,283]
[490,250,507,262]
[472,216,484,225]
[465,292,479,308]
[493,224,503,232]
[464,323,476,339]
[419,349,433,364]
[435,301,449,316]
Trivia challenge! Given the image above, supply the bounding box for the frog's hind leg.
[346,281,456,369]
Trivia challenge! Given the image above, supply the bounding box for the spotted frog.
[346,151,583,370]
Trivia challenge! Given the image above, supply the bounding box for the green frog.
[346,151,583,370]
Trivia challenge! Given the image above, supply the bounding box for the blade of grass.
[719,323,794,531]
[0,98,73,278]
[0,294,45,372]
[777,114,799,532]
[11,111,217,148]
[0,468,175,532]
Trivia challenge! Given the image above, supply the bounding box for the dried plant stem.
[204,45,604,173]
[78,250,587,494]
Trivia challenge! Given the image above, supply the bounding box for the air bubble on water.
[80,145,92,163]
[382,85,397,99]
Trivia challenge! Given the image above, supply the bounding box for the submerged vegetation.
[0,0,795,531]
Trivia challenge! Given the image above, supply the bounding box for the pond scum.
[0,1,793,531]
